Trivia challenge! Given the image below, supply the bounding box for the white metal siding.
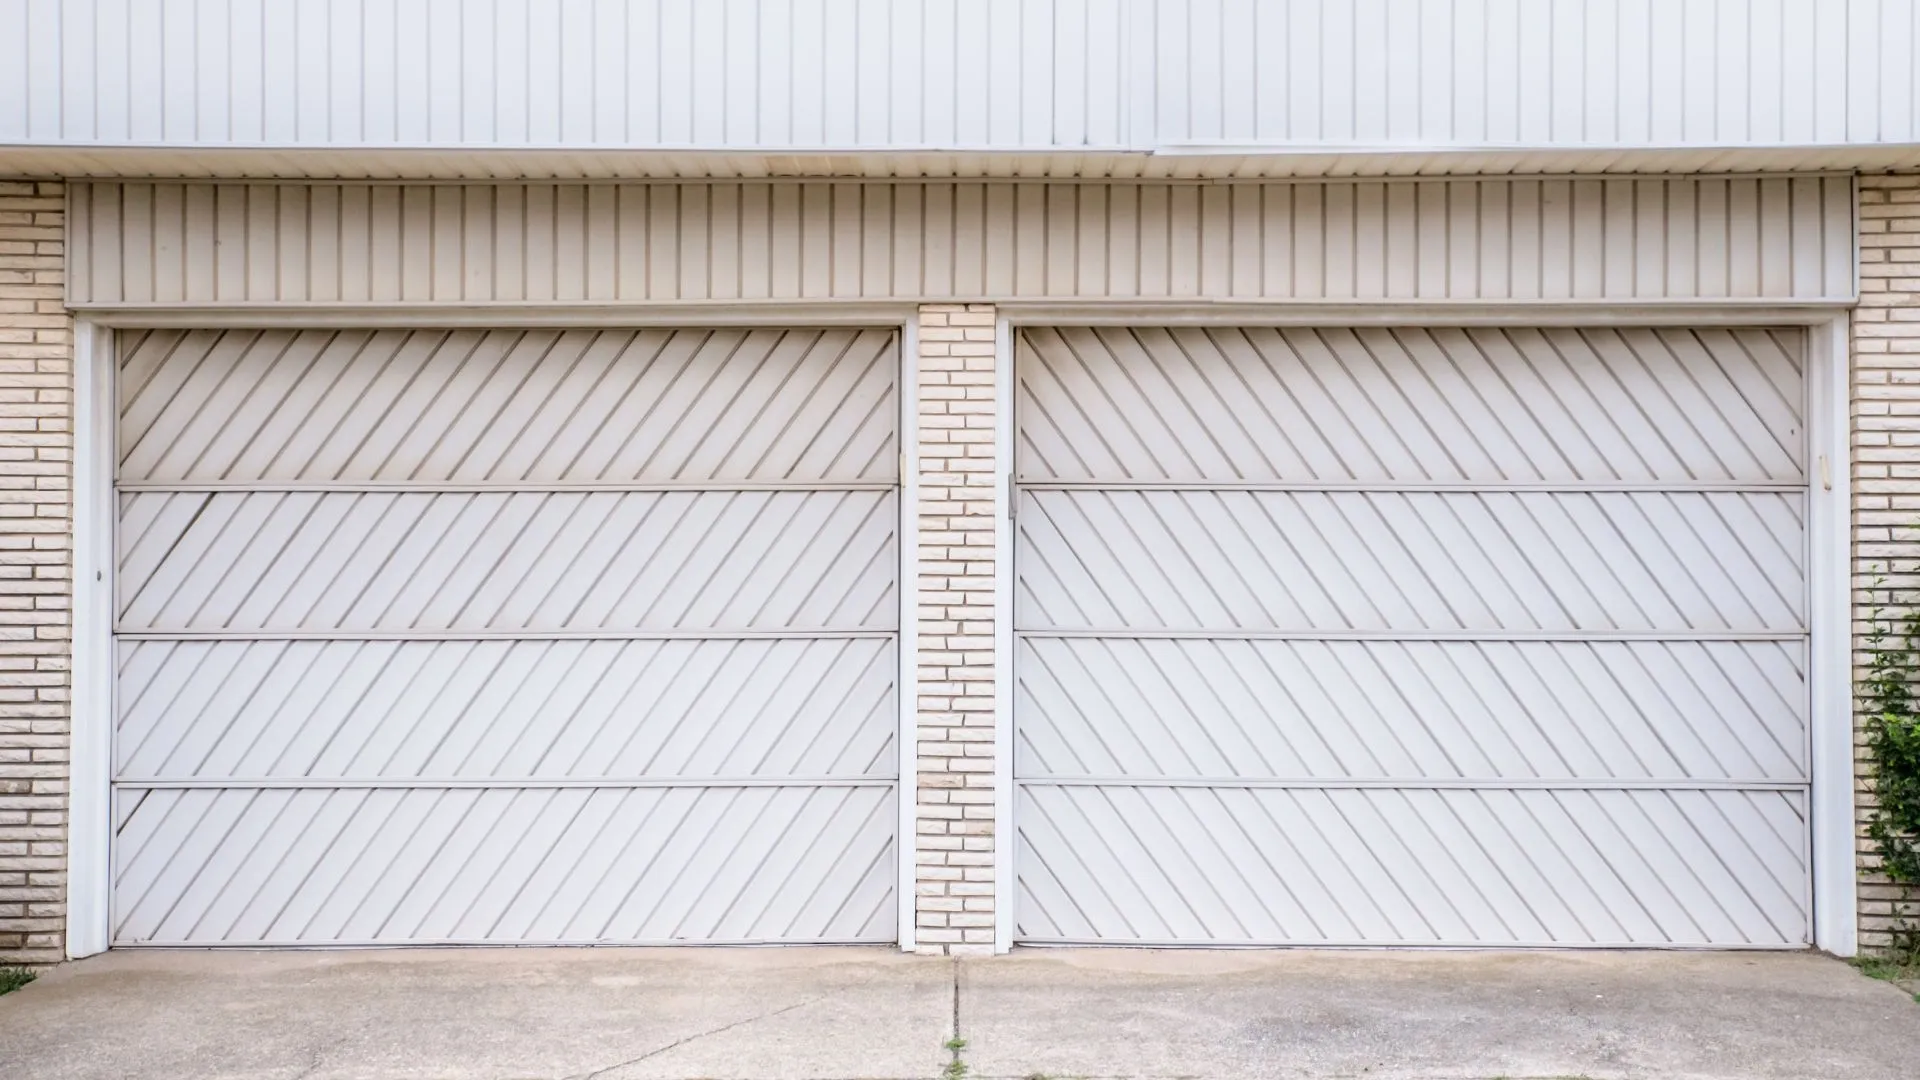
[1149,0,1919,149]
[67,178,1856,305]
[112,326,900,945]
[0,0,1125,149]
[5,1,1916,153]
[1012,325,1810,946]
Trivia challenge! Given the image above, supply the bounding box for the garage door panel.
[114,324,901,947]
[1019,326,1804,483]
[1015,785,1808,946]
[117,639,897,781]
[119,327,899,484]
[118,490,897,632]
[1015,323,1811,948]
[1016,638,1806,782]
[1018,489,1804,633]
[112,785,897,945]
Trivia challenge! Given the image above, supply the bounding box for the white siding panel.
[68,177,1858,305]
[0,0,1124,149]
[1155,0,1920,149]
[3,1,1916,154]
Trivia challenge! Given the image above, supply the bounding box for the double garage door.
[112,326,901,945]
[109,318,1811,949]
[1013,325,1812,947]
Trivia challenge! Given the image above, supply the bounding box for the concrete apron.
[1,946,1916,1080]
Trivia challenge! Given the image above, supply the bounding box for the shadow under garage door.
[111,326,901,946]
[1012,324,1811,947]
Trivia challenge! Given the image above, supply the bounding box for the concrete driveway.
[0,947,1915,1080]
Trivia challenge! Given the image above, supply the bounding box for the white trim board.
[1808,312,1857,958]
[65,318,114,960]
[896,314,920,953]
[992,314,1017,954]
[68,299,1860,325]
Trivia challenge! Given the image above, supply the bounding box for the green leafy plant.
[1860,575,1920,978]
[1851,925,1920,1002]
[942,1035,969,1080]
[1862,579,1920,888]
[0,966,35,996]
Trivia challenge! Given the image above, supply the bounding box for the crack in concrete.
[562,994,830,1080]
[946,956,966,1077]
[952,956,963,1043]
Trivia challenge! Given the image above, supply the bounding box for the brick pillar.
[1854,177,1920,954]
[912,303,998,954]
[0,180,71,964]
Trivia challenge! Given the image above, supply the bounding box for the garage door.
[1013,325,1810,947]
[112,326,900,945]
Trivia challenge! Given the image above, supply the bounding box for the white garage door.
[112,326,900,945]
[1014,325,1810,947]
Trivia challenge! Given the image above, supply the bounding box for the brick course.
[0,179,70,965]
[1853,176,1920,954]
[912,303,998,954]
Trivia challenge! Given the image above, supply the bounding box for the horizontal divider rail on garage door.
[1011,324,1811,949]
[110,325,902,947]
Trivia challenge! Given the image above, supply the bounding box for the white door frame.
[65,305,924,957]
[991,303,1855,957]
[66,317,114,960]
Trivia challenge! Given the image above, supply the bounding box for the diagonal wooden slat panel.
[119,327,899,484]
[1017,489,1805,633]
[113,323,902,946]
[118,490,897,633]
[1014,785,1808,946]
[1016,638,1808,783]
[1013,322,1811,948]
[1018,326,1805,484]
[112,786,897,945]
[118,639,897,781]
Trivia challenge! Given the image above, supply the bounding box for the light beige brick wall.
[1853,176,1920,954]
[912,303,998,955]
[0,180,71,965]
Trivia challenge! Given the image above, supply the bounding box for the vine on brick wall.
[1860,576,1920,895]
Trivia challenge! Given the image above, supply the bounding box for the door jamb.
[897,315,919,952]
[67,317,114,959]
